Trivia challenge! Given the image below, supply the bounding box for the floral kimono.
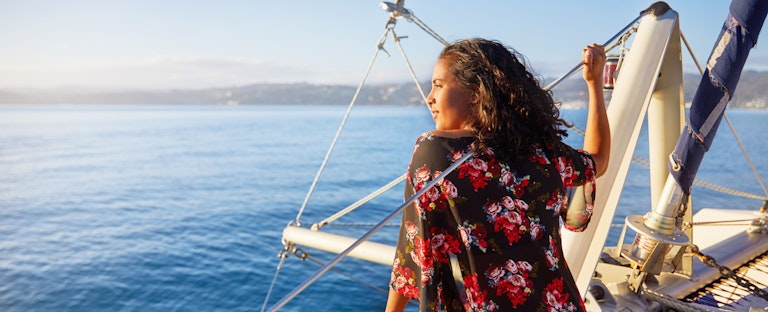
[390,133,596,311]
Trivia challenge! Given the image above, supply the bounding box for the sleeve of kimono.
[554,142,597,232]
[389,134,454,301]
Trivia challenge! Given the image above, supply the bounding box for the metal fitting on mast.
[623,176,690,286]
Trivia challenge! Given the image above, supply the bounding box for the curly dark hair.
[439,38,569,161]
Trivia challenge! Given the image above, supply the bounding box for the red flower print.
[429,228,461,263]
[501,196,529,212]
[530,221,544,241]
[469,158,488,171]
[499,169,513,186]
[517,260,533,272]
[450,149,465,162]
[415,165,431,183]
[405,220,418,240]
[411,237,434,284]
[439,178,458,199]
[392,266,420,299]
[459,222,489,252]
[578,149,596,181]
[485,201,502,217]
[459,226,471,247]
[410,237,427,267]
[499,165,530,197]
[463,273,496,311]
[486,197,531,245]
[556,156,579,187]
[514,178,530,198]
[473,225,488,249]
[418,184,446,212]
[529,147,550,165]
[501,196,515,209]
[485,260,533,308]
[504,259,519,274]
[546,190,564,216]
[544,235,560,271]
[459,159,489,191]
[543,277,576,311]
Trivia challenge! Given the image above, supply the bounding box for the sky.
[1,0,767,90]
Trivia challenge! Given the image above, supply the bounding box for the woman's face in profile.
[427,58,475,131]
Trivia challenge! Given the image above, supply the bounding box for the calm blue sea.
[1,104,766,311]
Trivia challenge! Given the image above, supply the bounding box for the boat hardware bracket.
[628,268,649,294]
[748,201,768,233]
[289,246,310,261]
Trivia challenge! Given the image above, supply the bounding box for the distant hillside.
[2,71,768,109]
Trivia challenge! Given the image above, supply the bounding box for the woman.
[386,39,609,311]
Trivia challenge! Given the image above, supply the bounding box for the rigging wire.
[391,28,431,105]
[543,15,642,91]
[313,173,406,230]
[382,1,448,46]
[407,14,448,46]
[292,26,393,226]
[260,245,291,312]
[294,3,442,226]
[303,253,390,294]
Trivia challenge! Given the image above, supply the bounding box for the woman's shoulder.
[414,130,474,147]
[411,131,474,163]
[549,141,592,157]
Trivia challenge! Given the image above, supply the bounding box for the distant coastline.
[2,71,767,109]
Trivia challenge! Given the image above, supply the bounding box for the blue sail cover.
[670,0,768,192]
